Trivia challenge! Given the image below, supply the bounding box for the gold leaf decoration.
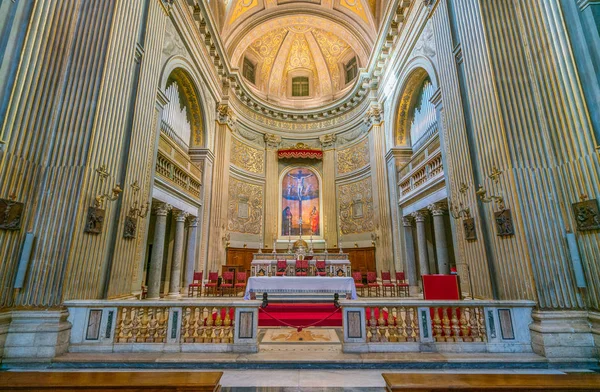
[338,177,374,234]
[227,178,264,235]
[230,138,265,174]
[337,139,370,174]
[311,28,350,91]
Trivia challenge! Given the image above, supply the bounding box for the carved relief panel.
[230,137,265,174]
[227,178,264,234]
[338,177,374,234]
[337,139,370,175]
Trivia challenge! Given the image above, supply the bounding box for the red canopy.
[278,143,323,160]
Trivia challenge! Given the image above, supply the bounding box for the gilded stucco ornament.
[337,139,369,174]
[0,195,24,231]
[264,133,282,149]
[338,177,374,234]
[319,134,337,149]
[230,138,265,174]
[227,178,264,234]
[217,103,236,126]
[572,194,600,231]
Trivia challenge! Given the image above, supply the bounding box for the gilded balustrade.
[115,306,169,343]
[180,306,234,344]
[398,140,444,201]
[366,306,419,343]
[156,132,202,199]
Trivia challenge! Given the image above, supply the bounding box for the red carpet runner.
[258,303,343,328]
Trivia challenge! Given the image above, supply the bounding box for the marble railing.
[398,139,443,203]
[66,299,260,353]
[156,133,202,199]
[341,299,535,353]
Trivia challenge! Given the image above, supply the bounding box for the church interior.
[0,0,599,390]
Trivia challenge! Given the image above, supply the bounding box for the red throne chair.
[276,260,288,276]
[235,271,247,296]
[295,260,308,276]
[352,271,365,296]
[315,260,327,276]
[220,271,235,296]
[367,271,380,297]
[381,271,395,297]
[188,271,203,297]
[204,271,219,296]
[395,271,410,297]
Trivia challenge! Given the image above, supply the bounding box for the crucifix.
[287,170,314,238]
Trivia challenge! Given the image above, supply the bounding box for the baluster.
[199,307,208,343]
[469,307,480,342]
[442,307,451,342]
[451,308,461,342]
[158,308,168,343]
[148,311,158,343]
[368,308,377,342]
[387,307,397,342]
[215,307,224,343]
[411,308,420,339]
[224,307,232,344]
[131,308,140,343]
[377,307,387,342]
[141,308,150,342]
[432,307,442,342]
[477,308,487,342]
[116,307,125,343]
[396,307,407,342]
[460,307,470,342]
[406,307,414,342]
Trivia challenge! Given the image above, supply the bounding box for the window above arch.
[292,76,310,97]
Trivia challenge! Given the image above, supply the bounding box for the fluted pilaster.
[320,134,338,249]
[264,134,281,248]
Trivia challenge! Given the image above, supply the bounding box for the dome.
[221,0,380,110]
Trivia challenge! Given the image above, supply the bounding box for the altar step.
[265,293,338,303]
[259,303,343,327]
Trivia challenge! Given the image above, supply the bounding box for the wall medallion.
[463,218,477,241]
[0,198,24,230]
[123,216,137,239]
[572,198,600,231]
[85,207,105,234]
[494,209,514,237]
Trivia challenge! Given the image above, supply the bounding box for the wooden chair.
[220,271,234,296]
[204,271,219,296]
[381,271,395,297]
[352,271,365,296]
[315,260,327,276]
[275,259,288,276]
[367,271,380,297]
[235,271,247,296]
[295,260,308,276]
[395,271,410,297]
[188,271,203,297]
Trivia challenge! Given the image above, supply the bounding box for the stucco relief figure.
[281,168,320,236]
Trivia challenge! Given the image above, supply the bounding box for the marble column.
[168,211,188,299]
[429,203,450,275]
[412,211,430,276]
[320,134,338,249]
[402,216,418,290]
[147,203,172,300]
[264,134,281,248]
[184,217,199,291]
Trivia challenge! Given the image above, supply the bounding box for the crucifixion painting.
[281,168,320,237]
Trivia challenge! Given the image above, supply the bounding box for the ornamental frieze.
[337,139,370,174]
[338,177,375,235]
[230,137,264,174]
[227,178,264,235]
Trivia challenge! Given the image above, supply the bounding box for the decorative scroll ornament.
[338,177,374,234]
[231,138,265,174]
[227,179,263,234]
[363,104,383,129]
[449,201,475,241]
[476,185,514,237]
[0,195,24,231]
[572,194,600,231]
[278,143,323,160]
[337,139,370,174]
[319,134,337,149]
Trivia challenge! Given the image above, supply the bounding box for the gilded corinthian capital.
[264,134,281,149]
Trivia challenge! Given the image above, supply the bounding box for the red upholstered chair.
[381,271,395,297]
[315,260,327,276]
[367,271,380,297]
[276,260,288,276]
[295,260,308,276]
[204,271,219,296]
[187,271,203,297]
[395,271,410,297]
[352,271,365,296]
[235,271,247,296]
[220,271,235,296]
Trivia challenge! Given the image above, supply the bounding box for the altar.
[243,276,358,300]
[251,252,351,277]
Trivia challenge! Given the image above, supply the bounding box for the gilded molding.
[338,177,374,234]
[264,133,282,149]
[227,178,264,234]
[319,134,337,149]
[337,138,370,174]
[230,137,265,174]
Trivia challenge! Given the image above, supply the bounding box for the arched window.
[345,57,358,83]
[292,76,310,97]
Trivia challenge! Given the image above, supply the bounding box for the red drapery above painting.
[278,143,323,160]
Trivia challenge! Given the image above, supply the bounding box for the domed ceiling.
[216,0,382,110]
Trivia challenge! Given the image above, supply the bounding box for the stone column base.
[529,310,598,361]
[2,310,71,362]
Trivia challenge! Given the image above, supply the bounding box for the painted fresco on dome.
[281,168,320,237]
